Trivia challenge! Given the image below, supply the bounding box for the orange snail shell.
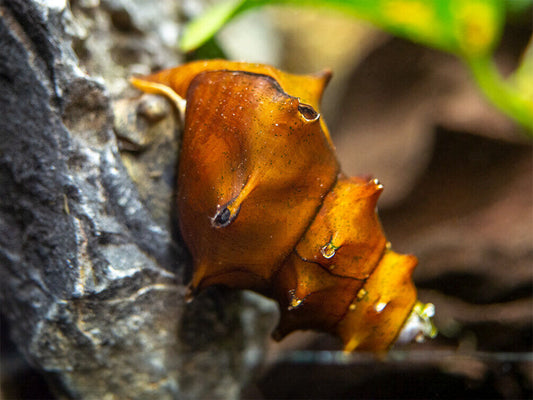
[131,60,436,351]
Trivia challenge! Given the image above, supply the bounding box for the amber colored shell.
[178,70,339,293]
[337,250,417,351]
[130,60,334,147]
[131,60,430,351]
[295,176,387,280]
[273,178,388,339]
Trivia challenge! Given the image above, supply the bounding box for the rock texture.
[0,1,273,398]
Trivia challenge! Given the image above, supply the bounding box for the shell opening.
[297,102,320,122]
[395,301,437,346]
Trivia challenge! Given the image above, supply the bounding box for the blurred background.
[186,1,533,398]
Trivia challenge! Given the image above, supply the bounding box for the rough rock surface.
[0,1,273,398]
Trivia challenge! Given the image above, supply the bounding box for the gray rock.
[0,1,273,398]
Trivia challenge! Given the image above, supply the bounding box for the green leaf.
[513,39,533,102]
[185,37,228,61]
[180,0,247,52]
[468,54,533,133]
[180,0,506,58]
[179,0,531,135]
[505,0,533,16]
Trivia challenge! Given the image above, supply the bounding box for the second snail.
[131,60,437,352]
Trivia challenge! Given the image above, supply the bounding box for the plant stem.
[465,55,533,136]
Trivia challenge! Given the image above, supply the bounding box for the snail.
[131,60,436,351]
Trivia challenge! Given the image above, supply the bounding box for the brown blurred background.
[233,6,532,399]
